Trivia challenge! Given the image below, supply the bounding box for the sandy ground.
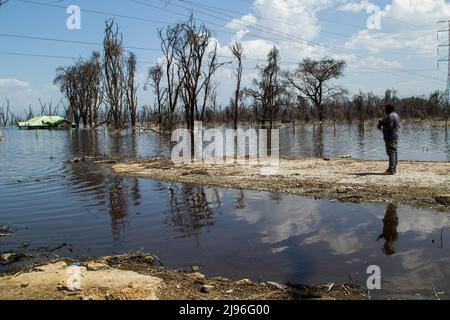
[0,253,366,300]
[111,157,450,212]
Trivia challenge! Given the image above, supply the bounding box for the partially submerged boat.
[17,116,75,130]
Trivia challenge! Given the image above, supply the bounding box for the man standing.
[378,104,400,175]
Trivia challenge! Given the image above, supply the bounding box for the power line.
[149,0,444,83]
[15,0,173,25]
[237,0,360,30]
[0,33,161,52]
[178,0,353,39]
[239,0,429,30]
[0,50,154,64]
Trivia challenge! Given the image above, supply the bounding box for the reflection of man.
[377,203,399,256]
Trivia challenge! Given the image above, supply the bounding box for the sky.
[0,0,449,115]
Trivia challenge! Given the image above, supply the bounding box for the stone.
[201,285,214,293]
[86,262,110,271]
[337,186,354,194]
[188,272,206,281]
[267,281,288,290]
[337,187,348,194]
[211,277,229,282]
[191,265,200,272]
[20,283,29,288]
[235,279,252,285]
[225,289,234,295]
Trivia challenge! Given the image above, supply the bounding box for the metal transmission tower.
[438,19,450,128]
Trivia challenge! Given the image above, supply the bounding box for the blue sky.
[0,0,449,114]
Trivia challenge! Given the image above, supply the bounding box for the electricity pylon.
[438,19,450,129]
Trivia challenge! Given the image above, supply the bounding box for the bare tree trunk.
[230,42,243,130]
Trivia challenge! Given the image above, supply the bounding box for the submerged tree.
[230,41,244,130]
[246,46,285,129]
[54,52,102,128]
[126,52,139,127]
[154,16,225,142]
[102,20,127,129]
[0,98,11,127]
[146,63,168,129]
[285,58,346,122]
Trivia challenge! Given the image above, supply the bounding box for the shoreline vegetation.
[0,252,366,300]
[109,157,450,213]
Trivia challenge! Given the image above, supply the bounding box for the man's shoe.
[383,170,396,175]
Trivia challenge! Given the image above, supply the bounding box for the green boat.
[17,116,75,130]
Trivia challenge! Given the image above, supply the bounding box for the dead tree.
[246,46,284,129]
[55,65,80,127]
[0,98,11,127]
[173,17,224,130]
[102,20,127,129]
[285,58,346,122]
[230,41,244,130]
[146,63,167,129]
[126,52,138,127]
[54,52,101,128]
[157,17,225,157]
[158,23,184,129]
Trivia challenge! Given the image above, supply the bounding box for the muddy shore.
[110,157,450,212]
[0,252,366,300]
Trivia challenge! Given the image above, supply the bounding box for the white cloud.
[0,79,62,115]
[339,0,374,13]
[344,0,450,56]
[226,14,258,30]
[0,79,30,88]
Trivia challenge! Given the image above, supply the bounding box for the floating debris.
[0,224,13,237]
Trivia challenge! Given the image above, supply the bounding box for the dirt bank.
[111,157,450,212]
[0,253,366,300]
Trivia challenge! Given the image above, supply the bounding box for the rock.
[86,262,110,271]
[191,265,200,272]
[337,187,347,194]
[201,285,215,293]
[20,283,29,288]
[267,281,288,290]
[191,169,209,176]
[340,155,352,159]
[323,158,331,161]
[188,272,206,281]
[235,279,252,285]
[211,277,229,282]
[435,195,450,207]
[0,253,30,265]
[225,289,234,295]
[337,186,354,194]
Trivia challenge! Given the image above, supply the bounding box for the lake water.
[0,123,449,299]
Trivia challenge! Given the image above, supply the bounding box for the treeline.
[1,17,449,130]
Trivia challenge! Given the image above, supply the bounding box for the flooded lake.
[0,123,449,299]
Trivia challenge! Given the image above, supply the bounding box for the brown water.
[0,124,449,299]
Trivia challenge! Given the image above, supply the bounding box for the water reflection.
[165,184,217,238]
[377,203,399,256]
[65,130,142,236]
